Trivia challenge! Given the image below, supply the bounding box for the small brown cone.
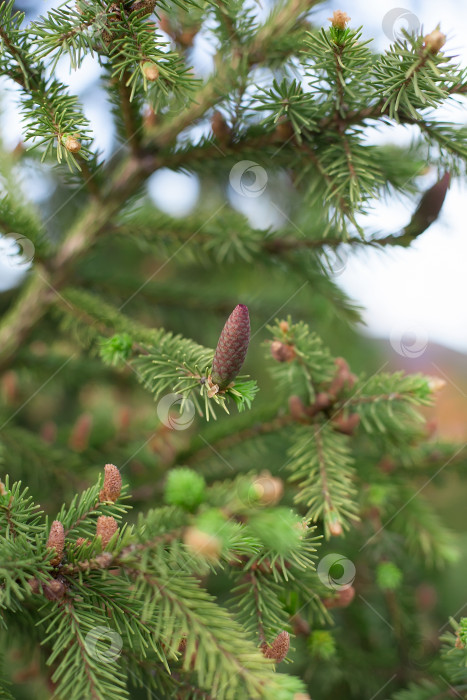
[75,537,90,548]
[69,413,93,451]
[328,10,350,29]
[333,412,360,435]
[99,463,122,503]
[289,395,308,421]
[142,61,159,81]
[262,631,290,663]
[270,340,296,363]
[323,585,355,609]
[183,527,221,561]
[44,579,66,601]
[65,135,81,153]
[47,520,65,565]
[28,578,40,594]
[424,29,446,53]
[211,304,250,390]
[96,515,119,549]
[211,111,231,144]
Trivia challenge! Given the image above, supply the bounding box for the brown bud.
[313,392,332,411]
[183,527,221,561]
[379,456,396,474]
[99,464,122,503]
[289,395,308,421]
[95,552,114,569]
[96,515,119,549]
[75,537,90,547]
[159,13,175,36]
[40,421,57,444]
[328,516,343,537]
[279,321,289,334]
[455,633,465,649]
[328,10,350,29]
[211,111,231,144]
[252,473,284,506]
[179,28,198,47]
[424,29,446,53]
[47,520,65,565]
[290,614,310,636]
[1,370,18,403]
[415,583,437,612]
[142,61,159,81]
[44,579,66,601]
[274,119,294,142]
[323,585,355,609]
[69,413,93,452]
[28,578,40,594]
[262,631,290,663]
[65,135,81,153]
[0,481,6,496]
[270,340,296,362]
[332,412,360,435]
[427,376,446,392]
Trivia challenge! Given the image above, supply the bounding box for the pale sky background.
[1,0,467,352]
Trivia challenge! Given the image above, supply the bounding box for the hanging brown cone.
[99,463,122,503]
[210,304,250,390]
[270,340,296,362]
[44,579,66,601]
[323,585,355,609]
[403,172,450,242]
[47,520,65,565]
[261,631,290,663]
[96,515,119,549]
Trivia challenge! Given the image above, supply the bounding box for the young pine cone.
[211,304,250,390]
